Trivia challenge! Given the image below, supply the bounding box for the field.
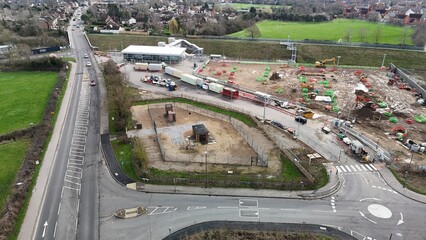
[88,34,426,74]
[229,19,414,45]
[0,72,57,135]
[0,140,29,212]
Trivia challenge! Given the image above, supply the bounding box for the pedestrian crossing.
[336,164,377,173]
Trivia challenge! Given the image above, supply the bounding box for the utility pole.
[204,151,208,188]
[381,54,387,67]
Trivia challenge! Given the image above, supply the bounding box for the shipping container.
[222,87,239,99]
[208,83,224,94]
[134,63,148,71]
[165,66,183,79]
[181,73,199,86]
[31,46,61,55]
[148,63,162,72]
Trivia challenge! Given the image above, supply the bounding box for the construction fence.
[390,63,426,99]
[146,102,269,166]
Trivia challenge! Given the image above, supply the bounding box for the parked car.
[90,80,96,86]
[86,62,92,67]
[271,121,285,129]
[321,126,331,134]
[295,116,307,124]
[84,54,89,58]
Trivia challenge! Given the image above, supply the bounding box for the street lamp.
[204,151,208,188]
[262,97,268,122]
[381,54,387,67]
[337,56,341,66]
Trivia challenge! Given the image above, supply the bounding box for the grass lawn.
[229,19,414,45]
[0,140,29,212]
[111,140,139,180]
[0,72,57,135]
[281,155,303,181]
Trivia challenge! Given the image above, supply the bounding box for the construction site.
[199,59,426,164]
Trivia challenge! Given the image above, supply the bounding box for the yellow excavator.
[315,58,336,68]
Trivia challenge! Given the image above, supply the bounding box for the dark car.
[295,116,307,124]
[271,121,285,129]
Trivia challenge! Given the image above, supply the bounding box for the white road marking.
[57,202,61,215]
[355,165,362,171]
[217,206,238,209]
[312,210,332,213]
[257,207,270,210]
[53,221,57,238]
[397,212,404,225]
[365,165,373,171]
[280,209,300,211]
[360,165,367,171]
[369,164,377,171]
[336,166,345,173]
[344,165,352,172]
[350,165,357,171]
[359,211,377,224]
[187,206,207,211]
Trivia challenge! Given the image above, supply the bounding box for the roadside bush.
[132,138,148,177]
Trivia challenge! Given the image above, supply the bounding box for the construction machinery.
[315,58,336,68]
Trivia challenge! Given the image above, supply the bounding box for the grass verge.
[88,34,426,71]
[0,140,29,212]
[389,168,426,195]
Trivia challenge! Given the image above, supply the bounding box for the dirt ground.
[128,104,282,175]
[202,61,426,165]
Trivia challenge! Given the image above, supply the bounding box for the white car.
[84,54,89,58]
[86,62,92,67]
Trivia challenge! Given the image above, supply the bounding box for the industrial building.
[122,45,187,64]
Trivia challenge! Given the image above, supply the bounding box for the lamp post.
[204,151,208,188]
[381,54,387,67]
[337,56,341,66]
[262,97,268,122]
[29,122,34,137]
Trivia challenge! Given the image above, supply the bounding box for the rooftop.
[122,45,187,56]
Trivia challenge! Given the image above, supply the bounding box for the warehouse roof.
[122,45,186,56]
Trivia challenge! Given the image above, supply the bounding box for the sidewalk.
[378,165,426,204]
[138,163,342,199]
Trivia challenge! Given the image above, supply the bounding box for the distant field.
[0,140,29,212]
[229,19,414,45]
[0,72,57,135]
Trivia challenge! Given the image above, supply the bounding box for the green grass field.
[0,140,29,212]
[0,72,57,135]
[229,19,413,45]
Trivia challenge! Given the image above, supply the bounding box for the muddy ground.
[128,104,283,175]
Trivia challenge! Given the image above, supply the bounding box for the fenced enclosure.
[146,102,269,166]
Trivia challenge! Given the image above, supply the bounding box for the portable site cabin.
[192,124,209,143]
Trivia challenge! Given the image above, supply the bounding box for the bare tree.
[374,26,382,44]
[359,28,367,42]
[168,18,179,34]
[400,27,409,46]
[412,22,426,47]
[343,29,352,43]
[245,23,261,39]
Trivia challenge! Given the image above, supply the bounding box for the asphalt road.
[96,60,426,240]
[33,14,99,240]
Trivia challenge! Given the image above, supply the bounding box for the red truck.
[222,87,239,99]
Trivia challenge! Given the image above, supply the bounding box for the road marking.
[42,221,48,238]
[359,211,377,224]
[257,207,270,210]
[360,165,367,171]
[365,165,373,171]
[280,209,300,211]
[312,210,332,213]
[65,179,81,185]
[368,204,392,219]
[67,166,82,171]
[397,212,404,225]
[53,221,57,238]
[239,199,258,208]
[57,202,61,215]
[239,209,259,218]
[66,174,81,180]
[350,165,357,171]
[368,164,377,171]
[344,165,352,172]
[217,206,238,209]
[187,206,207,211]
[336,166,346,173]
[355,165,362,171]
[359,198,381,202]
